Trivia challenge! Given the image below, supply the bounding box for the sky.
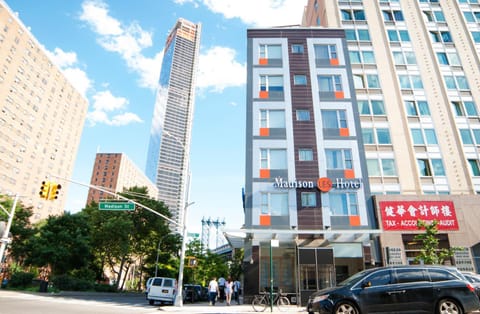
[5,0,307,238]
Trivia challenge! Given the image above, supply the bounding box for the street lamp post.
[175,201,194,307]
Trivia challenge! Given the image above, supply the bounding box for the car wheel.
[437,298,463,314]
[148,299,154,305]
[334,301,359,314]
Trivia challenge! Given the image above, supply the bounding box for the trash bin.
[39,280,48,292]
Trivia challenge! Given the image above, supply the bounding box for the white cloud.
[87,90,143,126]
[180,0,305,27]
[197,46,245,93]
[79,0,159,90]
[47,47,78,68]
[62,67,92,97]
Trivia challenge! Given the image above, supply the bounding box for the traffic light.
[48,183,62,200]
[39,181,51,199]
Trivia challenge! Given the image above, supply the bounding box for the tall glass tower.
[146,18,201,232]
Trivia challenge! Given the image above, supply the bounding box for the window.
[329,193,358,216]
[294,75,307,85]
[472,32,480,43]
[396,269,426,283]
[366,270,392,287]
[468,159,480,176]
[299,149,314,161]
[296,109,310,121]
[341,9,366,21]
[383,10,404,22]
[367,158,397,176]
[261,192,288,215]
[322,110,347,129]
[315,44,338,60]
[345,29,371,41]
[260,149,287,169]
[444,75,470,90]
[393,51,417,65]
[388,30,411,42]
[398,75,424,89]
[292,44,304,54]
[452,101,478,117]
[417,159,445,176]
[423,10,446,22]
[362,128,392,144]
[325,149,352,169]
[260,109,285,128]
[318,75,342,92]
[259,44,282,59]
[460,129,474,144]
[405,100,430,116]
[259,75,284,98]
[411,128,438,145]
[429,31,453,43]
[301,192,317,207]
[358,99,386,115]
[354,74,381,89]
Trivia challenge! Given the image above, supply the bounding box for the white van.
[146,277,177,305]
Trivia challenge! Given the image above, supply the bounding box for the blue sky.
[6,0,306,236]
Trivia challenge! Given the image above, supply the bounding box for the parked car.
[146,277,177,305]
[307,265,480,314]
[183,284,207,303]
[463,272,480,299]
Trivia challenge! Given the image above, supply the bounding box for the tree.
[26,212,92,276]
[0,195,36,266]
[414,219,461,265]
[82,186,176,290]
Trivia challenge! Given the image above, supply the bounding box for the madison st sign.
[273,177,361,192]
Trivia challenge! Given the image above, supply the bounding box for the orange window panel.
[259,91,269,99]
[349,215,360,226]
[344,169,355,179]
[259,128,270,136]
[335,91,344,99]
[260,215,271,226]
[259,58,268,65]
[260,169,270,178]
[339,128,349,137]
[330,58,339,66]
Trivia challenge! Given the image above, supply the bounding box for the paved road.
[0,290,306,314]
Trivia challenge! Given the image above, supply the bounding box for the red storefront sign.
[379,201,459,231]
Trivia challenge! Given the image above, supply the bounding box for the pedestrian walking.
[208,277,219,306]
[225,277,233,305]
[218,275,226,301]
[233,278,241,304]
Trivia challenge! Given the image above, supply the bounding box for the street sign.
[99,202,135,211]
[187,232,199,238]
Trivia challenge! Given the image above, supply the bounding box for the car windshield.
[337,269,373,286]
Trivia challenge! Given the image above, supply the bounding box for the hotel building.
[145,18,201,232]
[0,1,88,222]
[86,153,158,204]
[243,27,378,305]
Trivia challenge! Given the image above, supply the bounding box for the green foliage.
[414,220,461,265]
[51,274,94,291]
[8,271,35,288]
[26,212,93,275]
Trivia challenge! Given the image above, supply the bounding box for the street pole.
[175,201,194,307]
[270,241,273,312]
[0,194,19,273]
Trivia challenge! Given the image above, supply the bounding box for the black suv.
[307,265,480,314]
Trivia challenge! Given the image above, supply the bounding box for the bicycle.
[252,288,290,312]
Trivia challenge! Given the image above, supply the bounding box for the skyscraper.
[0,1,87,222]
[146,19,201,232]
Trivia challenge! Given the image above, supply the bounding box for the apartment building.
[302,0,480,282]
[0,1,87,222]
[86,153,158,204]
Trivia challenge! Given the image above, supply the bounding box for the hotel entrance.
[297,247,334,306]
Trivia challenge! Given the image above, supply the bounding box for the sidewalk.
[157,301,306,313]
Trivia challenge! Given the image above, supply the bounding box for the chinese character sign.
[379,201,459,231]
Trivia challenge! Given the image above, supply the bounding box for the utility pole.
[0,194,19,276]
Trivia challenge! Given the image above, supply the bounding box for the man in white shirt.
[208,277,219,306]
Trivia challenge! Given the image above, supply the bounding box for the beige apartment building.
[86,153,158,204]
[0,1,88,222]
[302,0,480,272]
